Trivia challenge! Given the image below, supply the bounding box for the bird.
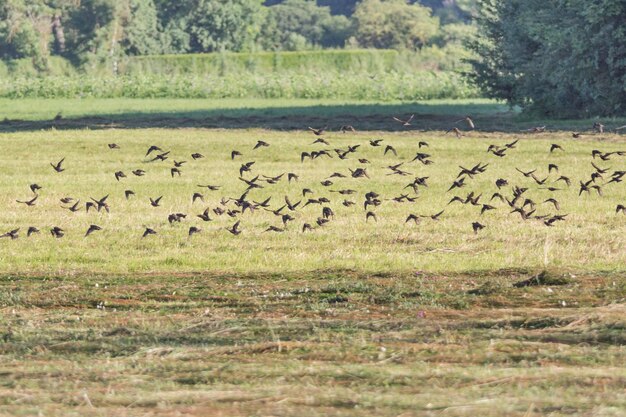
[171,167,182,177]
[192,193,204,203]
[456,116,475,129]
[29,183,42,193]
[340,125,356,133]
[132,169,146,176]
[226,220,242,235]
[188,226,201,237]
[0,228,19,239]
[125,190,135,199]
[16,195,38,206]
[108,143,120,149]
[370,139,383,147]
[366,211,377,222]
[312,138,329,145]
[392,114,414,126]
[253,140,269,150]
[472,222,485,234]
[146,145,162,156]
[418,141,429,148]
[231,150,242,160]
[191,153,204,160]
[197,208,212,222]
[405,214,420,224]
[114,171,126,181]
[142,228,157,238]
[27,227,39,237]
[308,126,327,136]
[150,196,163,207]
[265,226,285,233]
[384,145,397,156]
[85,225,102,237]
[50,158,65,173]
[616,204,625,215]
[50,227,64,238]
[550,144,564,153]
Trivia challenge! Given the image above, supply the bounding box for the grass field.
[0,99,625,416]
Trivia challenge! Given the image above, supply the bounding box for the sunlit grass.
[0,127,623,276]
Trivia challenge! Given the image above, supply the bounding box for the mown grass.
[0,100,625,416]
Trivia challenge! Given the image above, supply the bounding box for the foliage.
[0,71,478,100]
[469,0,626,117]
[351,0,440,50]
[260,0,353,50]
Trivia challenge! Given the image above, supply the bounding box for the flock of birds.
[2,116,625,240]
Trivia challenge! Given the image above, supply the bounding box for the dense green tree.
[0,0,54,68]
[352,0,440,50]
[260,0,352,50]
[188,0,265,52]
[469,0,626,117]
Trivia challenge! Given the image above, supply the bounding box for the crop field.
[0,100,625,416]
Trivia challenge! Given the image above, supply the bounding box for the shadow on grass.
[0,100,524,132]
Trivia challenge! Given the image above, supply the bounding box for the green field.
[0,99,625,416]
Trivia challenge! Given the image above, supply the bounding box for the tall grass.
[0,71,478,100]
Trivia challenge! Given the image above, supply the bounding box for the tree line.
[0,0,476,70]
[469,0,626,117]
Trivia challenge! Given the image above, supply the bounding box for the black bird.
[0,228,19,239]
[132,169,146,176]
[253,140,270,150]
[308,126,327,136]
[173,160,186,168]
[240,161,255,176]
[472,222,485,234]
[231,150,242,160]
[302,223,314,232]
[405,214,420,224]
[16,195,38,206]
[418,141,429,148]
[146,145,162,156]
[30,183,42,193]
[50,227,64,238]
[197,184,221,191]
[366,211,377,222]
[340,125,356,133]
[197,208,212,222]
[68,200,81,212]
[226,220,242,235]
[288,173,299,182]
[191,153,204,160]
[384,145,397,156]
[149,151,170,162]
[370,139,383,147]
[115,171,126,181]
[27,227,39,237]
[108,143,120,149]
[422,210,445,221]
[495,178,508,189]
[481,204,496,215]
[171,167,182,177]
[616,204,625,215]
[312,138,330,145]
[50,158,65,173]
[150,196,163,207]
[85,225,102,237]
[447,178,465,192]
[142,228,157,238]
[125,190,135,199]
[544,198,560,211]
[192,193,204,203]
[265,226,285,233]
[548,164,559,173]
[189,226,201,237]
[550,144,564,153]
